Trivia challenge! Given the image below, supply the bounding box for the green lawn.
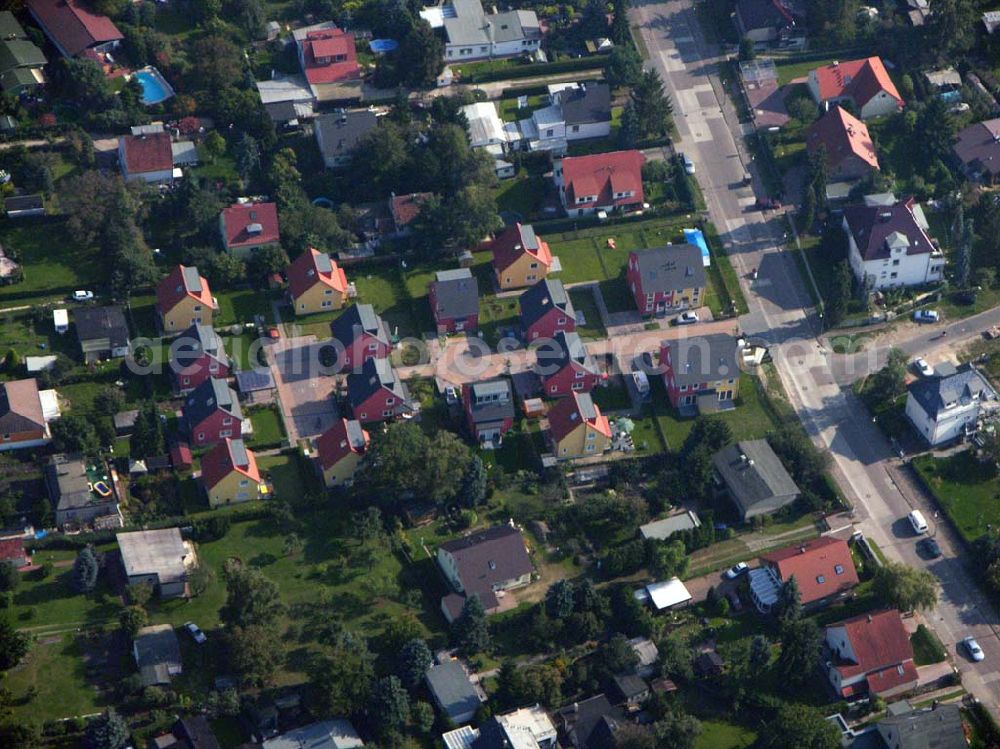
[258,452,310,501]
[652,374,775,449]
[694,720,757,749]
[568,287,606,339]
[10,549,120,630]
[912,452,999,543]
[775,55,845,85]
[246,405,286,448]
[215,288,277,327]
[479,294,521,346]
[497,94,546,122]
[0,220,100,304]
[496,173,546,219]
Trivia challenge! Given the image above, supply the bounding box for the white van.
[908,510,928,535]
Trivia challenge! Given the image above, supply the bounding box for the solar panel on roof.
[181,266,202,294]
[314,252,333,274]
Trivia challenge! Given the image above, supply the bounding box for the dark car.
[755,196,781,210]
[920,537,942,558]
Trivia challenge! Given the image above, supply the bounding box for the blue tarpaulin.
[684,228,711,267]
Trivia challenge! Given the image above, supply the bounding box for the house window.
[239,479,249,487]
[557,317,566,325]
[587,431,595,440]
[816,575,826,584]
[571,382,584,390]
[183,377,190,385]
[386,398,395,406]
[220,430,232,438]
[586,443,595,452]
[368,343,378,351]
[360,412,367,419]
[575,371,585,378]
[209,364,218,373]
[529,262,538,269]
[572,125,580,133]
[834,565,844,575]
[892,259,900,266]
[193,305,202,312]
[324,289,333,296]
[545,129,554,137]
[198,432,205,440]
[680,384,687,391]
[222,417,233,426]
[550,385,558,393]
[382,410,392,417]
[526,274,537,281]
[321,301,332,309]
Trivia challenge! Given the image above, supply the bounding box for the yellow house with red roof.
[316,417,370,487]
[489,223,553,290]
[287,247,349,315]
[200,438,265,507]
[547,391,612,459]
[155,265,217,334]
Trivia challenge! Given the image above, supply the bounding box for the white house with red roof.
[807,57,903,120]
[27,0,122,58]
[553,150,646,217]
[119,131,175,183]
[219,201,280,258]
[824,609,918,699]
[750,536,859,613]
[294,23,362,101]
[287,247,350,316]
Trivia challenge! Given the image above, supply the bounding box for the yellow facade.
[497,253,549,291]
[206,471,262,507]
[321,450,364,488]
[162,296,214,333]
[294,284,347,316]
[555,422,611,459]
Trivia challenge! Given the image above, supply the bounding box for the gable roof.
[288,247,348,300]
[760,536,859,605]
[464,378,515,426]
[954,117,1000,175]
[173,323,228,369]
[426,660,481,722]
[315,110,378,161]
[175,716,222,749]
[299,27,360,84]
[121,132,173,174]
[811,57,903,110]
[828,609,915,687]
[439,524,532,609]
[316,418,370,469]
[805,106,879,171]
[555,83,612,126]
[27,0,123,57]
[45,453,102,514]
[519,278,574,329]
[156,265,215,314]
[631,244,706,294]
[390,192,433,229]
[560,150,645,208]
[184,377,242,427]
[735,0,795,31]
[200,438,260,491]
[537,331,599,378]
[712,439,799,513]
[263,719,363,749]
[432,268,479,321]
[843,197,935,262]
[346,356,408,407]
[639,510,702,540]
[662,333,741,389]
[329,303,389,348]
[0,378,44,433]
[876,703,966,749]
[907,362,997,419]
[548,391,611,443]
[73,305,129,348]
[221,201,279,249]
[0,11,26,40]
[555,694,621,749]
[490,223,553,273]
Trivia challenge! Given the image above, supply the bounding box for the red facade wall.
[542,363,600,397]
[175,355,230,392]
[190,411,242,446]
[525,308,576,341]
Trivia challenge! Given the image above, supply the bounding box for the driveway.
[266,334,339,443]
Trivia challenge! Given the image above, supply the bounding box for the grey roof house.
[133,624,182,687]
[262,719,364,749]
[712,439,800,520]
[346,357,413,422]
[555,82,612,130]
[905,361,998,446]
[74,305,131,363]
[876,701,966,749]
[0,10,46,95]
[426,659,483,724]
[118,528,190,598]
[555,694,623,749]
[315,110,378,168]
[639,510,701,541]
[4,194,44,217]
[954,117,1000,183]
[430,268,479,333]
[46,453,120,528]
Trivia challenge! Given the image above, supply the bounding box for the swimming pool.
[132,66,175,105]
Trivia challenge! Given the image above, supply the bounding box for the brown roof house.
[749,536,859,613]
[436,522,533,622]
[954,117,1000,183]
[0,378,53,452]
[824,609,918,699]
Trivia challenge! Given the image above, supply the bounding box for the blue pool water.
[134,69,173,105]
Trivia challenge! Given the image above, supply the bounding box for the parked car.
[724,561,749,579]
[680,153,695,174]
[444,386,458,405]
[72,290,94,302]
[963,635,985,662]
[750,267,758,280]
[755,196,781,210]
[676,311,699,325]
[184,621,207,644]
[908,509,929,535]
[913,358,934,377]
[920,537,942,558]
[913,309,940,323]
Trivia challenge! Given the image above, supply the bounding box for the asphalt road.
[631,0,1000,714]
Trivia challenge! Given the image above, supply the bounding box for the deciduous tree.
[873,561,939,612]
[0,617,29,670]
[776,618,821,691]
[84,708,129,749]
[761,703,841,749]
[72,546,99,592]
[451,595,490,655]
[397,638,433,689]
[220,564,284,628]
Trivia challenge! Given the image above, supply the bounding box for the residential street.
[630,0,1000,715]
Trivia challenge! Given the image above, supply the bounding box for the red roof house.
[390,192,432,234]
[535,331,602,397]
[27,0,123,58]
[155,265,217,333]
[554,150,645,216]
[489,223,554,290]
[807,57,903,120]
[297,26,361,99]
[824,609,918,699]
[200,438,262,506]
[119,132,174,183]
[287,247,350,315]
[757,537,859,609]
[220,202,280,257]
[0,538,29,568]
[805,106,879,181]
[316,417,370,487]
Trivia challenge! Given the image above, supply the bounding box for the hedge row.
[463,56,607,84]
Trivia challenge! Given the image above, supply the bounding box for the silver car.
[963,636,985,662]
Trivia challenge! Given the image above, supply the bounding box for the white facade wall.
[566,120,612,142]
[437,547,464,592]
[904,392,980,446]
[859,91,900,119]
[843,217,943,289]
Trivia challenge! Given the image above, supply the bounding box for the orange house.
[287,247,349,316]
[316,417,370,488]
[490,223,553,290]
[156,265,217,334]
